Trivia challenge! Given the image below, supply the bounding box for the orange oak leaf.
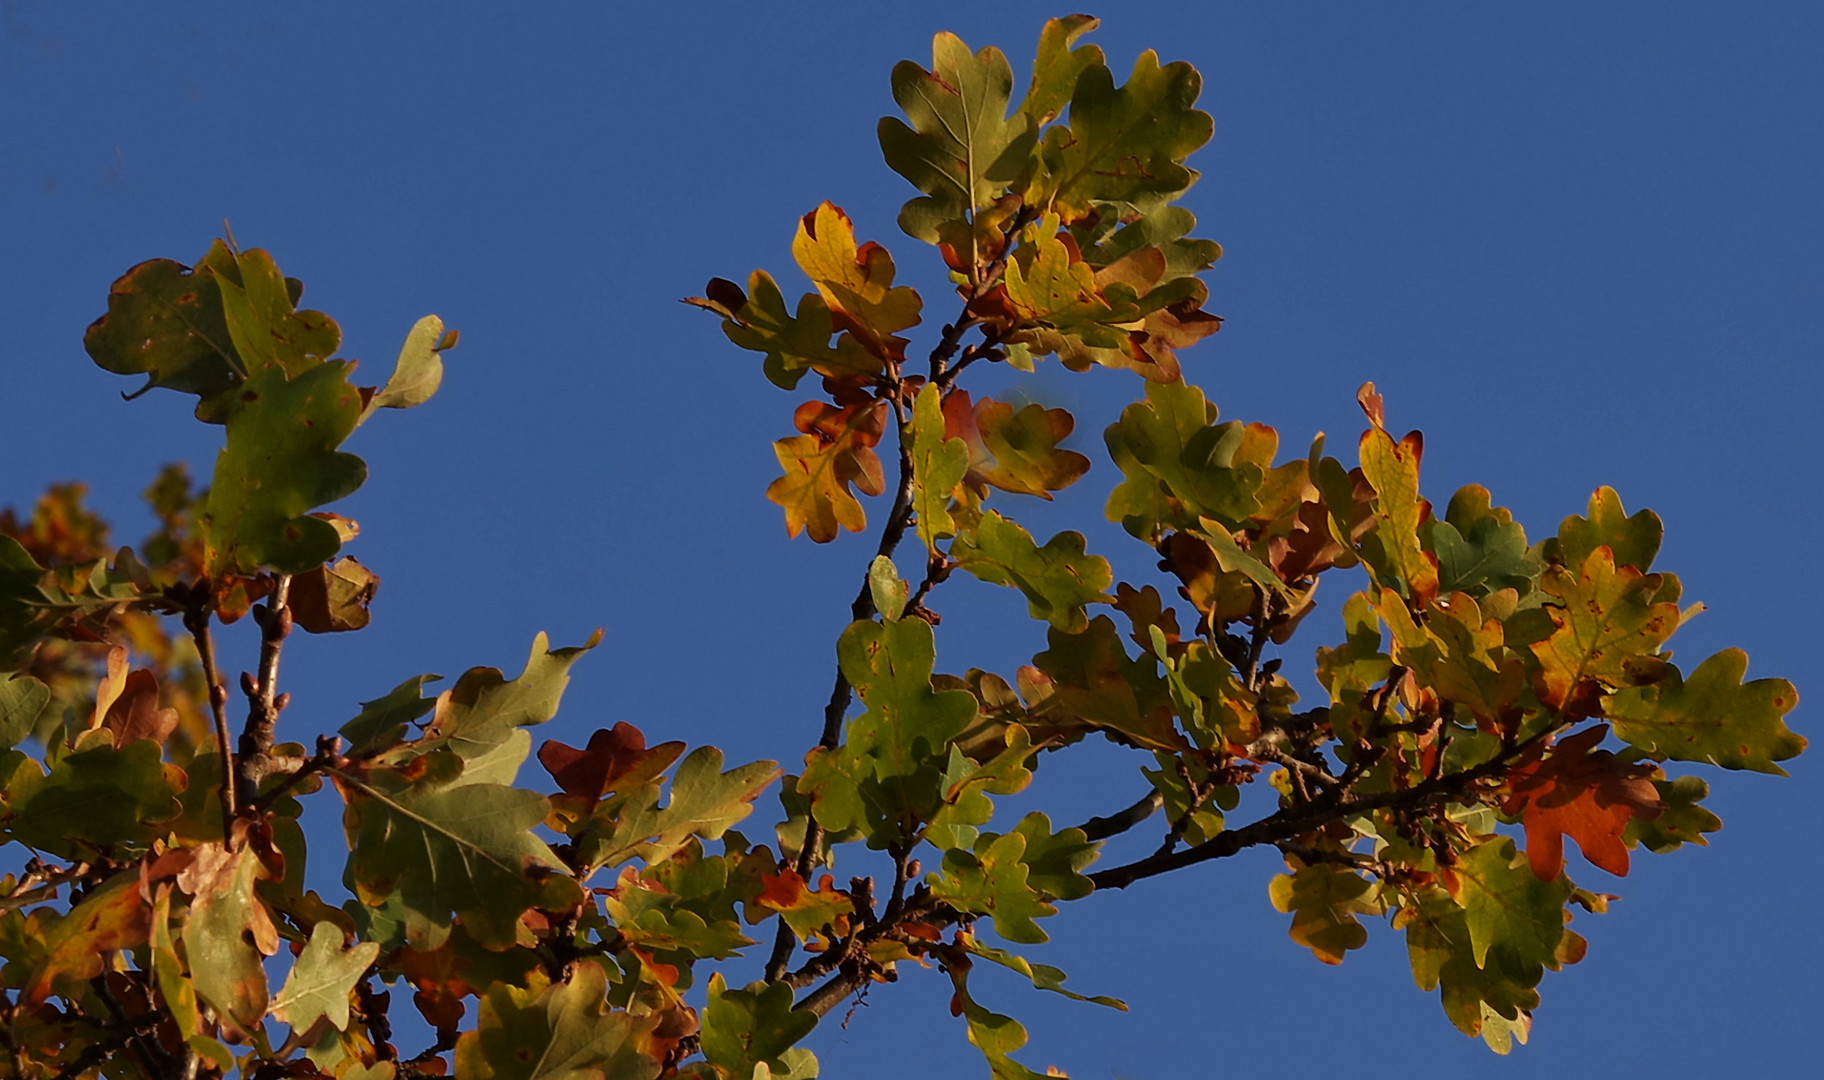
[753,868,854,945]
[767,399,889,542]
[1500,725,1665,880]
[538,723,687,803]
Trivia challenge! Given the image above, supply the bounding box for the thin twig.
[181,596,238,829]
[1074,790,1165,841]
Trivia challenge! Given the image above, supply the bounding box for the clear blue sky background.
[2,2,1817,1076]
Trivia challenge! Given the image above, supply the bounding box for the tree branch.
[1088,746,1535,891]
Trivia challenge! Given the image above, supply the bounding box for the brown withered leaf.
[767,399,889,542]
[290,556,379,633]
[537,722,686,803]
[102,668,181,748]
[1499,725,1664,880]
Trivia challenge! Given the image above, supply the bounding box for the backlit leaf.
[1037,47,1211,222]
[701,974,817,1079]
[180,841,281,1031]
[1606,648,1804,774]
[951,511,1112,631]
[791,202,922,361]
[767,400,889,543]
[1269,858,1383,964]
[1498,725,1664,879]
[911,384,969,550]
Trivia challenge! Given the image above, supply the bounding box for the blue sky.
[2,2,1817,1076]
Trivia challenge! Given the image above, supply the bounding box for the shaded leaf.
[1546,486,1661,572]
[290,556,380,633]
[337,765,566,950]
[180,841,281,1031]
[0,672,49,750]
[412,631,603,763]
[686,272,879,391]
[539,722,686,804]
[19,870,148,1006]
[1624,773,1722,853]
[943,390,1089,499]
[1448,838,1571,971]
[2,737,185,856]
[1269,859,1382,964]
[1038,47,1211,222]
[454,960,660,1080]
[701,975,817,1079]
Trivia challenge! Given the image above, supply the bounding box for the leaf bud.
[240,671,259,699]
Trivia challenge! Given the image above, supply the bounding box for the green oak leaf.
[201,360,366,578]
[924,726,1040,852]
[1431,486,1539,598]
[1103,380,1262,538]
[270,921,381,1034]
[879,31,1039,243]
[1028,614,1183,751]
[454,960,659,1080]
[1449,837,1572,971]
[215,247,340,375]
[579,747,779,872]
[945,964,1056,1080]
[83,241,244,406]
[408,631,603,764]
[1624,773,1722,852]
[0,672,49,750]
[911,384,969,550]
[685,272,879,391]
[930,820,1078,944]
[607,886,753,963]
[2,736,184,856]
[868,554,910,622]
[182,842,281,1032]
[951,511,1112,632]
[1525,547,1681,715]
[337,764,566,950]
[1607,648,1803,774]
[340,674,441,758]
[1357,410,1439,601]
[700,975,817,1079]
[1395,885,1545,1054]
[966,938,1125,1009]
[1038,48,1212,223]
[801,617,977,846]
[1019,15,1103,125]
[1545,485,1662,572]
[365,313,455,417]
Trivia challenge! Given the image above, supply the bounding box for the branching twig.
[237,574,293,800]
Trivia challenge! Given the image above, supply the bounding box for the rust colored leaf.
[289,555,379,633]
[21,870,150,1006]
[537,722,686,803]
[1500,725,1665,880]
